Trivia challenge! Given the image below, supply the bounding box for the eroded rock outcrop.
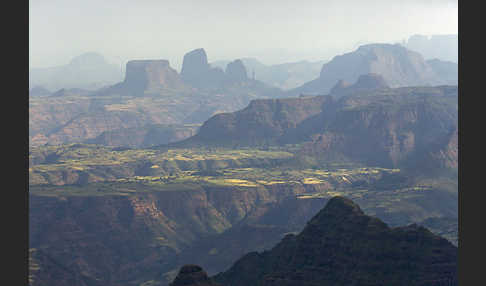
[178,85,457,171]
[122,60,185,92]
[180,48,226,89]
[225,59,248,83]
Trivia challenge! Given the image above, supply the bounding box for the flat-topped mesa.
[123,60,184,92]
[225,59,248,83]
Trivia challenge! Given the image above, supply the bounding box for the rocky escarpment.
[289,43,454,96]
[178,85,457,171]
[177,95,331,147]
[297,88,458,169]
[212,196,458,286]
[403,125,458,175]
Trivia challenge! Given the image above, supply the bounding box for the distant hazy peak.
[181,48,210,72]
[69,52,108,66]
[225,59,248,82]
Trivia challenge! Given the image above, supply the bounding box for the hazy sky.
[29,0,458,71]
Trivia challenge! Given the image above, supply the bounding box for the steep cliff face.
[179,95,331,147]
[180,48,226,89]
[403,125,458,175]
[298,90,457,168]
[225,59,248,83]
[180,85,457,171]
[213,197,458,286]
[122,60,185,93]
[289,43,453,96]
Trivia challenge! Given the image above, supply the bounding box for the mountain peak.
[180,48,227,88]
[181,48,209,75]
[321,196,364,216]
[213,196,457,285]
[69,52,107,67]
[225,59,248,82]
[169,264,220,286]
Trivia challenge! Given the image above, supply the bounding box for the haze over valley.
[29,1,458,285]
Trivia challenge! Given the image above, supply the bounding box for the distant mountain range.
[211,58,326,90]
[288,43,457,96]
[29,48,284,147]
[170,197,457,286]
[401,34,458,63]
[29,44,457,149]
[29,52,123,92]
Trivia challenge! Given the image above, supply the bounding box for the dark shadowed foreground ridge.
[172,197,457,286]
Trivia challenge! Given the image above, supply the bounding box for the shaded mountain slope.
[176,95,331,147]
[177,83,457,171]
[212,196,457,286]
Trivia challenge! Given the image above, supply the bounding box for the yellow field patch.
[302,177,324,184]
